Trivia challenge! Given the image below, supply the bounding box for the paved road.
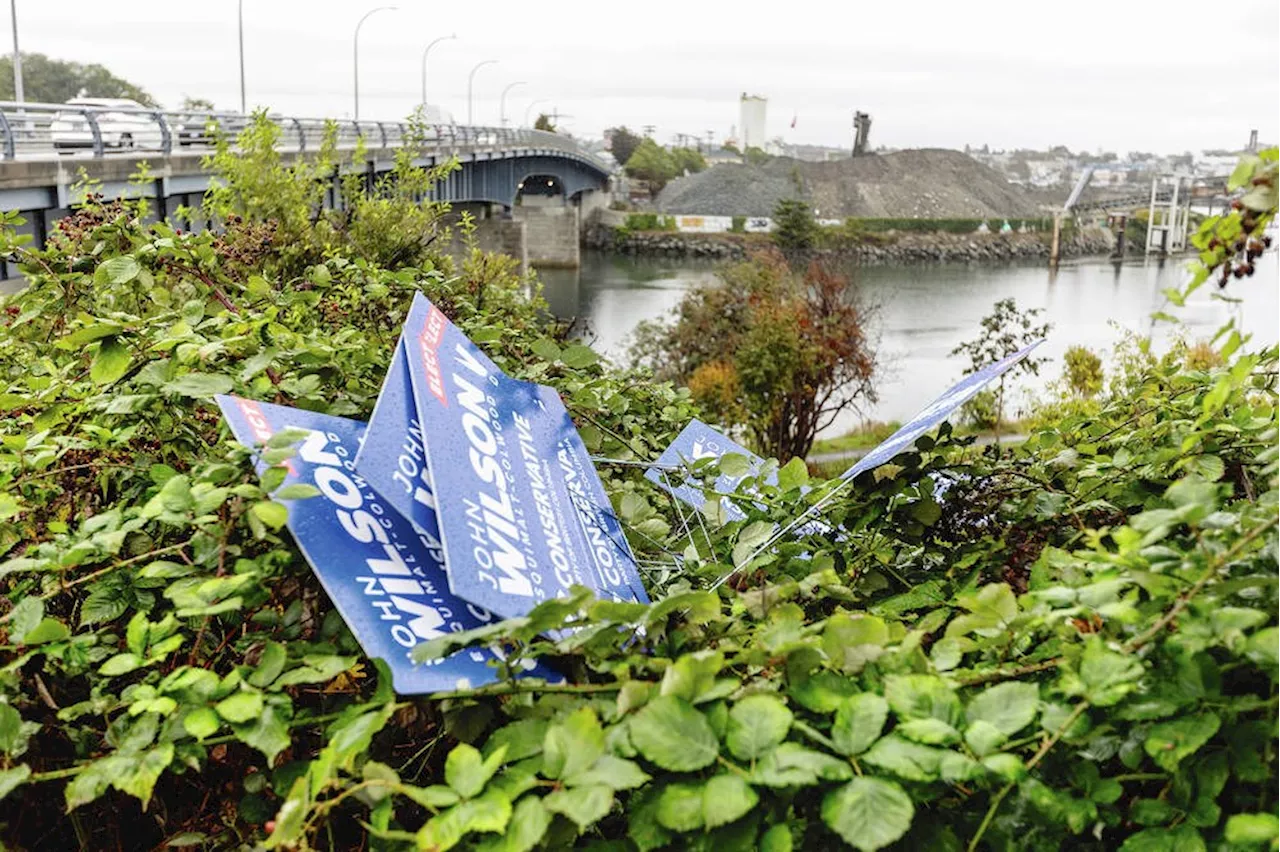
[807,433,1028,467]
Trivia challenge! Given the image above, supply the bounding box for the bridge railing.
[0,102,612,171]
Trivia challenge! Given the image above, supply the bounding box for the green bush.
[624,213,677,232]
[730,215,746,233]
[0,140,1275,852]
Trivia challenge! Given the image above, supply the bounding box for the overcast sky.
[13,0,1279,153]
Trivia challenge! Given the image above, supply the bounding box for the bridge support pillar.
[444,203,528,275]
[512,205,580,269]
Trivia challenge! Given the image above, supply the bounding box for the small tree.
[624,139,679,197]
[533,113,556,132]
[1062,345,1103,398]
[606,126,643,168]
[950,297,1052,429]
[772,199,819,252]
[181,96,216,111]
[631,248,878,460]
[671,147,707,175]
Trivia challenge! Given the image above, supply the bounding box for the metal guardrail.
[0,101,609,170]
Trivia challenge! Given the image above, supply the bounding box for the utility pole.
[642,124,655,138]
[237,0,246,113]
[9,0,23,104]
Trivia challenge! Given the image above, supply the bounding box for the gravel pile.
[657,148,1059,219]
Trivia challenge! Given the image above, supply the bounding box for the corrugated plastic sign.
[215,394,556,694]
[643,419,763,521]
[840,340,1044,480]
[364,292,647,620]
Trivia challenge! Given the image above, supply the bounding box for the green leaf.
[760,824,793,852]
[97,256,141,285]
[897,717,961,746]
[530,339,561,362]
[1185,455,1224,482]
[946,583,1018,638]
[965,682,1039,735]
[114,743,174,810]
[861,735,949,783]
[629,695,720,772]
[250,500,289,530]
[1224,813,1279,845]
[0,765,31,802]
[542,706,604,781]
[91,337,131,385]
[963,720,1007,757]
[1117,825,1206,852]
[214,691,264,724]
[58,321,124,349]
[751,742,853,787]
[725,694,793,760]
[163,373,233,397]
[884,674,962,727]
[99,652,145,676]
[657,782,705,832]
[776,457,809,492]
[274,484,321,500]
[823,614,889,673]
[484,719,548,763]
[565,755,650,791]
[183,707,220,739]
[560,344,600,368]
[821,777,915,852]
[446,742,507,799]
[247,642,287,688]
[1144,714,1221,772]
[401,784,461,810]
[832,693,888,756]
[660,650,725,703]
[1074,637,1144,706]
[1244,627,1278,671]
[475,796,550,852]
[543,784,613,830]
[23,617,69,646]
[7,598,42,640]
[703,774,758,829]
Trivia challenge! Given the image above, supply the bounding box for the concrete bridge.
[0,102,614,277]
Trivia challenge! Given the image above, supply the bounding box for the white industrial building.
[739,93,767,152]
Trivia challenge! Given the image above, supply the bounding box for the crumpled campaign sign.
[357,292,648,620]
[215,394,556,694]
[839,340,1043,480]
[643,418,763,521]
[647,341,1044,534]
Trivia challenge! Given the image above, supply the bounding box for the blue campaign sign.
[644,419,764,521]
[355,339,443,544]
[214,394,557,694]
[841,340,1043,480]
[379,292,648,619]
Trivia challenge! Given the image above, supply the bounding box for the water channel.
[540,249,1279,438]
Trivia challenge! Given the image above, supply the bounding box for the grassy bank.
[809,417,1031,457]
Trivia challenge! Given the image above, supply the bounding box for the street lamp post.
[524,99,549,128]
[466,59,496,127]
[9,0,23,104]
[237,0,246,113]
[353,6,396,121]
[420,33,456,107]
[499,81,526,127]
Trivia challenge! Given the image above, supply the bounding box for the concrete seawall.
[582,222,1117,265]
